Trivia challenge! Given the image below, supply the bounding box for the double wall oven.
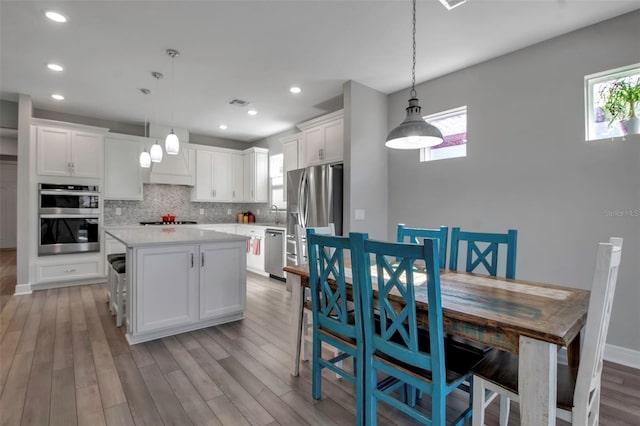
[39,184,101,255]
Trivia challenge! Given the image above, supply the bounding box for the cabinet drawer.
[37,260,101,283]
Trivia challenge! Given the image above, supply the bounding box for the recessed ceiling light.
[219,124,228,130]
[47,63,64,72]
[51,94,65,100]
[247,109,258,116]
[45,11,67,23]
[438,0,467,11]
[290,86,302,94]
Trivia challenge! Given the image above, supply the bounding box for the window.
[585,64,640,141]
[270,153,285,210]
[420,106,467,162]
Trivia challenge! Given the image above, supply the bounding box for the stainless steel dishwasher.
[265,228,285,281]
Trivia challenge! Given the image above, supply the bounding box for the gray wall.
[189,133,250,150]
[33,108,144,136]
[344,81,389,240]
[387,11,640,351]
[251,128,300,155]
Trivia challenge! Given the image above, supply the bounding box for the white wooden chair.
[295,224,342,373]
[471,237,623,426]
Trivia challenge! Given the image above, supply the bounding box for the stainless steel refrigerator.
[286,163,343,267]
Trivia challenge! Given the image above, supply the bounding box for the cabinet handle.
[65,268,77,273]
[251,190,254,198]
[319,148,324,160]
[191,253,194,268]
[201,252,204,267]
[232,190,235,198]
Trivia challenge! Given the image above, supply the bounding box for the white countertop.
[106,226,248,247]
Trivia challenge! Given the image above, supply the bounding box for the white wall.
[0,136,18,156]
[0,161,17,248]
[344,81,389,240]
[387,11,640,352]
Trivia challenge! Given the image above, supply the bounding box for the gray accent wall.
[1,100,19,129]
[387,11,640,351]
[33,108,144,136]
[344,81,389,240]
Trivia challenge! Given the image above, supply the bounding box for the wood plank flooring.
[0,249,639,425]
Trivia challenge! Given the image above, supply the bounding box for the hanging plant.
[599,76,640,126]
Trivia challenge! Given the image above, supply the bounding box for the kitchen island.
[106,226,248,344]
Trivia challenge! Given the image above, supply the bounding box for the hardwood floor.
[0,249,638,425]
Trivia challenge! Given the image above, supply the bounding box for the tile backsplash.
[104,184,277,226]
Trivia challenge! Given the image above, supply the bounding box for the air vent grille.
[228,98,250,107]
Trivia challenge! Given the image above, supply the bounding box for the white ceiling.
[1,1,638,142]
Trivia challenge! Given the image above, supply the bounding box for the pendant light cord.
[171,54,175,125]
[410,0,417,99]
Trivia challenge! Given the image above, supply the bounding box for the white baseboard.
[605,343,640,369]
[14,283,32,295]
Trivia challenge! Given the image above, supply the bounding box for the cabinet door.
[253,151,268,202]
[194,150,214,201]
[105,138,143,200]
[282,138,300,202]
[36,127,71,176]
[322,118,343,164]
[199,242,246,320]
[135,245,198,333]
[243,153,254,201]
[212,152,232,201]
[71,131,104,178]
[231,153,244,202]
[302,127,324,167]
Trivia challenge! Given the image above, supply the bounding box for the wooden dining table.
[284,262,590,426]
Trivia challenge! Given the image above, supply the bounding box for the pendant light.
[385,0,443,150]
[139,88,152,168]
[150,72,164,163]
[165,49,180,155]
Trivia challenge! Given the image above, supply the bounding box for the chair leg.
[355,353,364,426]
[499,395,510,426]
[311,336,322,400]
[116,274,123,327]
[367,364,378,426]
[108,266,116,315]
[472,377,486,426]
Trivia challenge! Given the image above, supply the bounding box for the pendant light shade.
[165,49,180,155]
[150,140,163,162]
[165,129,179,155]
[139,151,151,168]
[385,98,443,149]
[386,0,443,150]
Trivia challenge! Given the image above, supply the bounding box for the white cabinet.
[231,153,244,202]
[33,252,104,288]
[148,144,195,186]
[135,244,198,333]
[104,134,144,200]
[281,134,302,202]
[243,148,269,203]
[199,242,246,320]
[35,125,105,178]
[193,149,232,202]
[235,225,265,274]
[297,110,344,167]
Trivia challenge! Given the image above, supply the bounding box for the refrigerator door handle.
[298,170,308,229]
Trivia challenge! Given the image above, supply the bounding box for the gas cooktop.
[140,221,198,225]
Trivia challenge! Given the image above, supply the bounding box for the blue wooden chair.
[397,224,448,269]
[449,228,518,279]
[350,232,482,425]
[306,229,365,425]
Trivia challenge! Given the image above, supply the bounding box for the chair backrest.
[449,227,518,279]
[574,238,623,413]
[397,224,448,269]
[350,232,447,388]
[295,223,335,265]
[306,229,360,341]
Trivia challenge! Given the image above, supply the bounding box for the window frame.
[584,63,640,142]
[420,105,468,162]
[269,153,285,210]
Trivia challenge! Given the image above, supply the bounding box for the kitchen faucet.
[271,205,280,224]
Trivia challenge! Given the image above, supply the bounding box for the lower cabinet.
[131,241,246,341]
[34,253,104,288]
[135,245,198,333]
[199,242,246,320]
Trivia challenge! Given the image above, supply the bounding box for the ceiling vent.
[228,98,250,107]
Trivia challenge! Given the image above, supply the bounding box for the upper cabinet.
[104,133,144,200]
[243,148,268,203]
[34,121,106,179]
[297,110,344,167]
[192,146,268,203]
[280,133,303,202]
[148,144,195,186]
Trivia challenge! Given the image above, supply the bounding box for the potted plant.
[600,76,640,135]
